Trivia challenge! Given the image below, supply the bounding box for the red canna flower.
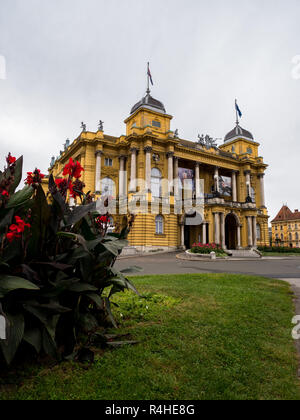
[1,189,9,197]
[6,216,31,242]
[25,169,45,186]
[6,153,16,166]
[63,158,84,179]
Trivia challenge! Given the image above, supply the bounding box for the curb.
[117,250,180,260]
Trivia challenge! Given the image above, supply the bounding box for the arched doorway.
[225,213,238,250]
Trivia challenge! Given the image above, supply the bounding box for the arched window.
[289,233,293,241]
[256,224,261,240]
[155,215,164,235]
[101,177,115,197]
[281,234,284,241]
[151,168,162,197]
[296,232,299,241]
[250,187,255,202]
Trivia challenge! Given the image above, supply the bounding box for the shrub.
[258,246,300,254]
[190,243,226,256]
[0,154,139,366]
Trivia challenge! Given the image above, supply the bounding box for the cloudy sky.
[0,0,299,221]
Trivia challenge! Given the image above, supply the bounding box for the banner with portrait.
[218,176,232,197]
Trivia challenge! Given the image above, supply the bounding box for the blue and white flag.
[235,101,242,118]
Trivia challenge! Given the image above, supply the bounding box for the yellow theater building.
[47,85,269,252]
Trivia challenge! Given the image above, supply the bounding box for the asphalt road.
[115,252,300,279]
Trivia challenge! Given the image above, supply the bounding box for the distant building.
[271,205,300,248]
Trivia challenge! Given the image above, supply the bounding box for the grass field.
[1,274,299,400]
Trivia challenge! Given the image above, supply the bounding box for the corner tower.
[124,90,173,138]
[219,122,260,158]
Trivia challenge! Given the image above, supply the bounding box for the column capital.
[95,150,103,157]
[232,169,239,174]
[144,146,153,153]
[244,170,251,175]
[257,173,265,178]
[130,147,139,154]
[166,151,174,159]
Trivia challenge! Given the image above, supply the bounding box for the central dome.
[130,92,166,115]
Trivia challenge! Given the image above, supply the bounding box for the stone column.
[166,152,174,194]
[119,156,126,197]
[259,174,266,207]
[214,167,219,193]
[144,147,152,192]
[195,163,201,200]
[174,157,179,198]
[247,216,253,247]
[181,224,185,248]
[252,216,257,247]
[214,212,220,245]
[220,213,226,249]
[129,148,138,192]
[202,222,207,244]
[232,170,237,202]
[95,151,102,194]
[245,170,251,200]
[237,224,241,248]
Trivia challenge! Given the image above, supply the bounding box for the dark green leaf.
[23,328,42,354]
[0,275,40,298]
[68,283,98,293]
[0,313,24,365]
[6,185,33,209]
[104,297,118,328]
[65,202,96,226]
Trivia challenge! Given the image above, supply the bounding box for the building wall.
[272,221,300,248]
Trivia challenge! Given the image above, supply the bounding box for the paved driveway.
[116,252,300,278]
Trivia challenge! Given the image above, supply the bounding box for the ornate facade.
[271,205,300,248]
[47,89,269,252]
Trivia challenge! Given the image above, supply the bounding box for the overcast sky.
[0,0,299,221]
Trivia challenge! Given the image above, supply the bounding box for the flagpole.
[147,62,150,94]
[235,99,239,125]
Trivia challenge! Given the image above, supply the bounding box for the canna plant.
[0,154,139,366]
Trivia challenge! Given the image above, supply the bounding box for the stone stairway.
[226,249,262,259]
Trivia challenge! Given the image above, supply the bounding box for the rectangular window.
[152,120,161,128]
[105,158,113,167]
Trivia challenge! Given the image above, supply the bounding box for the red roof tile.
[272,205,300,222]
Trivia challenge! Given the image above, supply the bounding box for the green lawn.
[1,274,299,400]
